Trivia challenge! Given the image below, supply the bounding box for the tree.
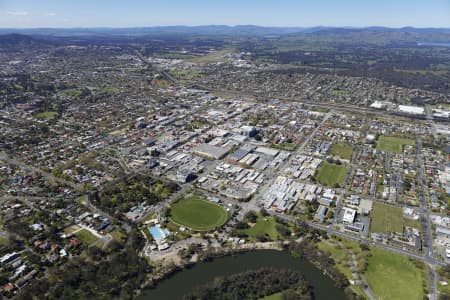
[276,224,291,237]
[244,211,258,223]
[326,210,334,219]
[256,234,268,242]
[235,222,250,229]
[0,274,8,286]
[359,243,370,252]
[28,252,42,266]
[87,246,105,260]
[260,208,269,217]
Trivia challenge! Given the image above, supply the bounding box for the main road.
[247,111,332,216]
[415,129,438,300]
[195,85,450,125]
[0,151,84,192]
[271,211,445,266]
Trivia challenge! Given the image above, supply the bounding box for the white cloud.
[7,11,29,16]
[46,12,57,17]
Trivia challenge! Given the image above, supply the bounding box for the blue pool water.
[148,226,169,240]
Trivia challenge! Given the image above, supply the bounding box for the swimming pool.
[148,226,170,241]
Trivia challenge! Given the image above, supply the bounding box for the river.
[417,42,450,47]
[138,250,347,300]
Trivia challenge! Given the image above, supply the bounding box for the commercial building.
[239,125,258,137]
[226,148,250,163]
[345,222,365,232]
[255,146,279,157]
[342,207,356,224]
[315,205,328,223]
[193,143,232,160]
[398,105,425,115]
[177,168,197,183]
[0,252,19,266]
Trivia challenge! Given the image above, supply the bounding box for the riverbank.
[137,240,287,295]
[135,238,355,299]
[137,249,348,300]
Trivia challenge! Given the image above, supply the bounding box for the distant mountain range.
[0,33,55,48]
[0,25,450,37]
[1,26,450,48]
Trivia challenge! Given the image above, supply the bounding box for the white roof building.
[398,105,425,115]
[370,101,385,109]
[343,207,356,224]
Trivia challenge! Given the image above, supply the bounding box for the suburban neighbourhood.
[0,16,449,300]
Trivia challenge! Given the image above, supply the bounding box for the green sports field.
[370,203,403,234]
[329,143,353,160]
[365,248,424,300]
[316,162,348,187]
[170,195,228,231]
[75,229,98,245]
[376,136,414,154]
[242,215,279,241]
[35,111,58,120]
[370,202,422,234]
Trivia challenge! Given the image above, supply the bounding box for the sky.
[0,0,449,28]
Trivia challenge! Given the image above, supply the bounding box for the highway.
[195,85,450,125]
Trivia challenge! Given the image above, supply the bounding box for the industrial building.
[398,105,425,115]
[193,143,232,160]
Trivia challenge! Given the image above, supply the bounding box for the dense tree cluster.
[438,265,450,299]
[287,240,349,289]
[91,175,179,217]
[183,268,312,300]
[18,246,149,300]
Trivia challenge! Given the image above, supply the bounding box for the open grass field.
[317,239,353,278]
[64,224,82,235]
[318,238,369,299]
[364,248,424,300]
[329,143,353,160]
[100,86,120,94]
[35,111,58,120]
[169,195,228,231]
[110,228,127,245]
[370,203,404,234]
[271,142,297,151]
[75,229,99,245]
[436,267,450,299]
[154,52,196,59]
[376,136,414,154]
[60,88,82,98]
[316,162,348,187]
[438,281,450,297]
[0,236,8,246]
[188,49,234,63]
[437,266,450,297]
[404,217,422,231]
[260,292,282,300]
[243,215,279,241]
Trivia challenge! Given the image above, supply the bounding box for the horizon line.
[1,24,450,30]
